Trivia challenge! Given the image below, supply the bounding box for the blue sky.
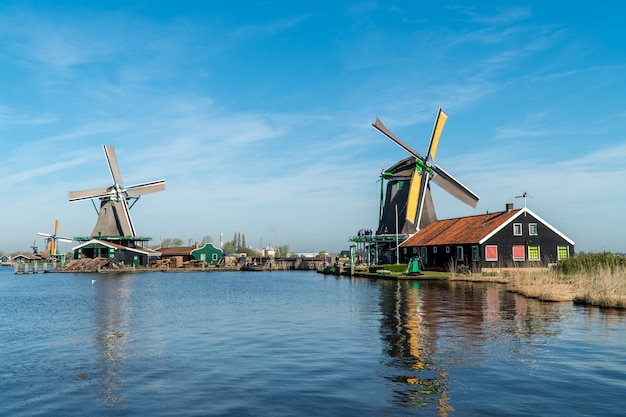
[1,1,625,254]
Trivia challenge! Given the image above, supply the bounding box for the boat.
[241,263,263,271]
[241,238,264,271]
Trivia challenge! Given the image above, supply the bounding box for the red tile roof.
[400,209,521,247]
[158,246,195,256]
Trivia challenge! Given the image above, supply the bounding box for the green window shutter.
[472,245,480,261]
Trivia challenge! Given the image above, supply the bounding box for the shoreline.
[351,268,625,309]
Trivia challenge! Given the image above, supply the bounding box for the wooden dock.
[13,262,63,274]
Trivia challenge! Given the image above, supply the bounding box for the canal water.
[1,268,624,416]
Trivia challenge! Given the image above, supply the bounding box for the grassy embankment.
[371,253,626,308]
[454,252,626,308]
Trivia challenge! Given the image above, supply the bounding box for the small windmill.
[372,108,479,234]
[37,220,72,257]
[68,145,165,243]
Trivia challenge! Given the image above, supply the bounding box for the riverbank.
[450,267,626,309]
[351,264,626,309]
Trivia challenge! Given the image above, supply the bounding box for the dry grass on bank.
[571,268,626,308]
[473,266,626,308]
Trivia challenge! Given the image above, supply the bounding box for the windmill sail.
[37,220,72,256]
[376,157,438,235]
[373,108,479,232]
[69,145,166,240]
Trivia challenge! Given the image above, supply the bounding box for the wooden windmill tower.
[68,145,165,247]
[373,108,479,235]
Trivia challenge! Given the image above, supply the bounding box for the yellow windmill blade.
[51,220,59,255]
[426,108,447,162]
[406,109,447,228]
[405,169,422,226]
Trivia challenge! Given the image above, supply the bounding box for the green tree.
[161,238,183,248]
[222,241,235,255]
[276,244,290,258]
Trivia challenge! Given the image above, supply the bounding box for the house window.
[512,245,525,261]
[557,246,569,260]
[529,223,538,236]
[513,223,522,236]
[212,253,218,261]
[446,246,450,253]
[403,247,407,254]
[420,247,428,264]
[528,245,540,261]
[472,245,480,261]
[413,247,418,254]
[485,245,498,261]
[456,246,464,262]
[433,246,437,254]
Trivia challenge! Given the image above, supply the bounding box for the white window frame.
[485,245,498,261]
[528,245,540,261]
[557,245,569,260]
[512,245,525,261]
[513,223,523,236]
[528,223,538,236]
[456,246,464,262]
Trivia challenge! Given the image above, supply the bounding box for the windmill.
[372,108,479,234]
[377,168,396,222]
[68,145,165,244]
[37,220,72,257]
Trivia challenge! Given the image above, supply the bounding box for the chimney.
[506,203,514,212]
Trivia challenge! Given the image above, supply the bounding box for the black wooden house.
[399,203,574,271]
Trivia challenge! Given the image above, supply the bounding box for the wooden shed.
[158,243,223,266]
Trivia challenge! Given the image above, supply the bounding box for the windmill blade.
[37,232,53,238]
[414,169,431,229]
[57,238,73,243]
[119,194,136,236]
[103,145,123,184]
[126,180,166,197]
[69,187,115,201]
[425,108,447,162]
[372,118,422,159]
[431,164,480,208]
[405,169,425,228]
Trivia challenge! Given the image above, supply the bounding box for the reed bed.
[490,253,626,308]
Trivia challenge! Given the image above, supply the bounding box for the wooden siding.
[399,206,574,270]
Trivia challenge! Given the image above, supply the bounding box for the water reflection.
[379,280,569,415]
[93,274,133,407]
[379,280,452,415]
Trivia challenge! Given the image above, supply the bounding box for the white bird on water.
[91,279,95,285]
